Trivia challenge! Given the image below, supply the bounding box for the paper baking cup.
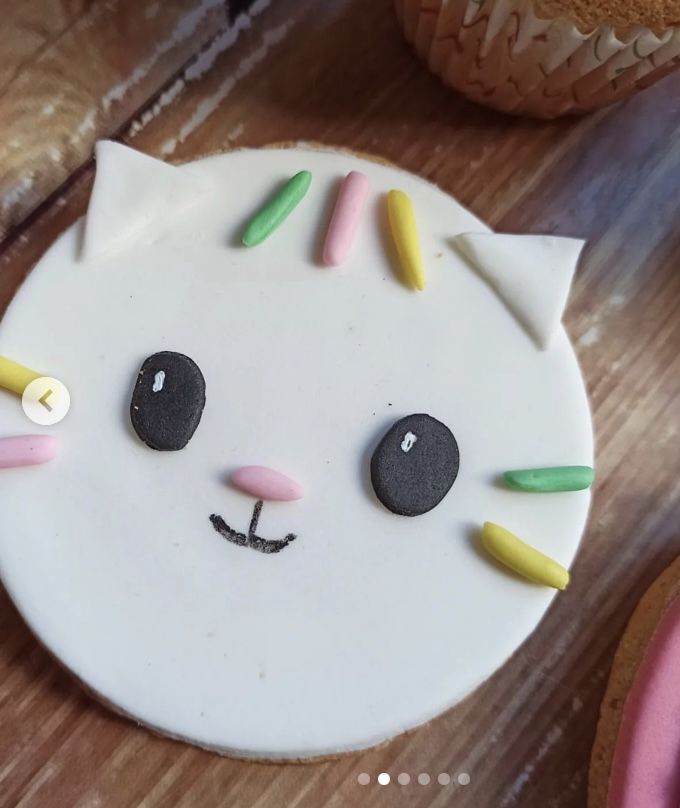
[395,0,680,118]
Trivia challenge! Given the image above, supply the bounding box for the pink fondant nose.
[231,466,303,501]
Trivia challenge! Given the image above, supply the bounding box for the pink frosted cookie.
[590,556,680,807]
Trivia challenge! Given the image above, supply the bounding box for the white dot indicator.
[377,773,390,785]
[22,377,70,426]
[357,773,370,785]
[397,773,410,785]
[418,773,431,785]
[458,772,471,786]
[438,773,451,785]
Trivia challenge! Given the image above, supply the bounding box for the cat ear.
[455,233,585,350]
[82,141,209,261]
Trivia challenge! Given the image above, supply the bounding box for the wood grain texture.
[0,0,229,241]
[1,0,680,806]
[0,1,91,93]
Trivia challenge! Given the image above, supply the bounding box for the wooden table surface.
[2,1,680,806]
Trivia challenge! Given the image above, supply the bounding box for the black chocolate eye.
[130,351,206,451]
[370,413,459,516]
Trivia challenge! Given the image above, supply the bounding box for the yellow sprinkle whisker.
[481,521,570,590]
[0,356,42,396]
[387,190,426,291]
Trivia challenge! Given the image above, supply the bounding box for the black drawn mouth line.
[209,500,297,554]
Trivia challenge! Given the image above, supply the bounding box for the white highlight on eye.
[401,431,417,452]
[152,370,166,392]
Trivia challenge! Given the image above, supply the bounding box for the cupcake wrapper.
[396,0,680,117]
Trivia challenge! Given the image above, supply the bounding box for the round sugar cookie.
[589,557,680,808]
[0,145,593,759]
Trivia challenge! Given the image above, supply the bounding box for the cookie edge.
[588,555,680,808]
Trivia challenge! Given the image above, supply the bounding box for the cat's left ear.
[82,141,209,261]
[455,233,585,350]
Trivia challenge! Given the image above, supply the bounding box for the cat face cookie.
[0,145,593,758]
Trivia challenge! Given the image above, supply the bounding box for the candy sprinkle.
[0,435,59,468]
[481,521,570,590]
[242,170,312,247]
[503,465,594,493]
[323,171,370,266]
[232,466,304,502]
[387,190,425,291]
[0,356,42,396]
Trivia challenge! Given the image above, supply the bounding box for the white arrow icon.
[22,377,70,425]
[38,389,53,412]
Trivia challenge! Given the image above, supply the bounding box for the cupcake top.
[537,0,680,32]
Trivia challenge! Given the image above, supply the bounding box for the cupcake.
[395,0,680,118]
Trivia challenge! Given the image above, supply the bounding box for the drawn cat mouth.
[209,500,297,554]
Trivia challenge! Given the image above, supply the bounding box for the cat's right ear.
[455,232,585,351]
[82,141,209,262]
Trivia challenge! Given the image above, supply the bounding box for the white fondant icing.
[0,147,593,759]
[401,431,417,452]
[152,370,165,392]
[455,233,585,349]
[82,140,209,261]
